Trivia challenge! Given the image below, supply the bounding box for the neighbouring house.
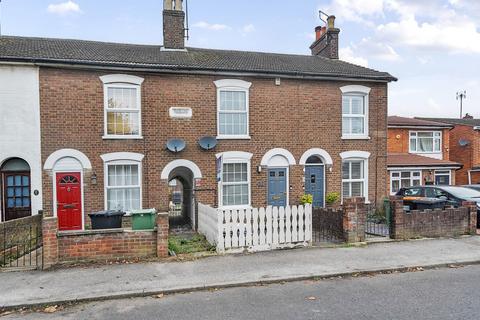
[0,65,42,222]
[0,1,395,233]
[417,117,480,185]
[387,116,461,195]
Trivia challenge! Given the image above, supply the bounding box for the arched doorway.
[1,158,31,221]
[161,160,202,230]
[300,148,333,208]
[168,168,194,228]
[304,155,325,207]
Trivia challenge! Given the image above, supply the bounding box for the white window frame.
[101,152,144,213]
[340,85,370,140]
[409,131,442,154]
[100,74,144,140]
[390,170,422,195]
[214,79,252,140]
[340,151,370,203]
[434,170,451,185]
[216,151,252,209]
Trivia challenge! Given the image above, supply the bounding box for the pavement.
[1,236,480,309]
[6,264,480,319]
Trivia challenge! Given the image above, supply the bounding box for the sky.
[1,0,479,118]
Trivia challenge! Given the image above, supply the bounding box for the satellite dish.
[166,139,186,153]
[459,139,470,147]
[199,136,218,150]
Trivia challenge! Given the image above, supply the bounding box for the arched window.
[1,158,31,221]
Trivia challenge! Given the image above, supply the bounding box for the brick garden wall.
[58,229,156,263]
[39,68,388,224]
[0,214,42,250]
[389,197,477,240]
[42,213,168,267]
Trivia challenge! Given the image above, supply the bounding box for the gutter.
[0,57,397,83]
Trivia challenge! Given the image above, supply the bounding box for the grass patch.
[168,234,216,254]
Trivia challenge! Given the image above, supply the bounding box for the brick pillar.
[462,201,477,234]
[156,213,169,258]
[342,197,366,243]
[389,196,405,240]
[42,216,58,269]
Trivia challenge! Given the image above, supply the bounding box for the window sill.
[102,136,144,140]
[341,135,371,140]
[216,135,251,140]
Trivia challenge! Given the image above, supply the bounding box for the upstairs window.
[409,131,441,153]
[214,80,252,139]
[340,85,370,139]
[100,75,144,139]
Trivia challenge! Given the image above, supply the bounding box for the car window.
[425,188,435,198]
[404,188,422,196]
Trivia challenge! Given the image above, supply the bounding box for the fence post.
[42,216,58,269]
[156,212,169,258]
[342,197,366,243]
[389,196,405,240]
[462,201,478,235]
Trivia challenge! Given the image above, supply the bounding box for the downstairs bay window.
[390,171,421,195]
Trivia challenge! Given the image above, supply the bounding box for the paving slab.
[1,236,480,308]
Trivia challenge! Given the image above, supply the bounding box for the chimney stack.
[310,15,340,59]
[163,0,186,50]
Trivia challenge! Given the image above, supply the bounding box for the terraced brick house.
[0,1,395,230]
[418,117,480,185]
[387,116,461,195]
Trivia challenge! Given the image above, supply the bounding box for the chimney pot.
[315,26,322,41]
[327,15,336,29]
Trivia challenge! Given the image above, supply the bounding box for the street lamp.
[456,90,467,119]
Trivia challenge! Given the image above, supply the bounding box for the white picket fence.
[198,203,312,253]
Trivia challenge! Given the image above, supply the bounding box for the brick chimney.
[163,0,185,50]
[310,15,340,59]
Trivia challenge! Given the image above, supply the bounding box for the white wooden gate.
[198,204,312,253]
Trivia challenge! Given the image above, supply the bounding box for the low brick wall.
[58,229,157,263]
[42,213,169,268]
[390,197,477,240]
[312,197,366,243]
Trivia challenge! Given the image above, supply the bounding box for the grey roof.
[388,116,452,128]
[417,118,480,127]
[0,36,396,82]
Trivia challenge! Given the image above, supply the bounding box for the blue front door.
[305,165,325,207]
[268,168,287,207]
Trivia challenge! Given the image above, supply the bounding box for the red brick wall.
[39,68,388,222]
[389,197,477,239]
[387,127,450,159]
[58,230,156,263]
[448,125,475,184]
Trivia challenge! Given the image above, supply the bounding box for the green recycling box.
[131,209,157,230]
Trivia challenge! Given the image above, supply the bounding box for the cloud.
[356,38,400,61]
[193,21,230,31]
[326,0,480,54]
[376,15,480,54]
[47,1,82,15]
[339,47,369,67]
[242,24,255,33]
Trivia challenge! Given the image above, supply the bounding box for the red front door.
[56,172,82,231]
